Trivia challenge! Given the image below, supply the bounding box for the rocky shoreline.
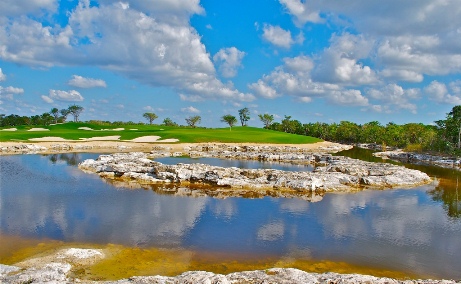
[78,148,431,196]
[0,141,351,155]
[374,150,461,168]
[0,248,458,284]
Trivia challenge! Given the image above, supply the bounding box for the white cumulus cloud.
[181,106,200,113]
[279,0,323,26]
[44,89,84,102]
[0,1,251,103]
[68,75,107,88]
[425,80,461,105]
[213,47,246,78]
[41,95,54,104]
[248,79,280,99]
[367,84,419,114]
[0,0,57,17]
[262,24,298,49]
[0,85,24,100]
[0,68,6,81]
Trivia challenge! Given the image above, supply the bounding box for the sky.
[1,0,461,128]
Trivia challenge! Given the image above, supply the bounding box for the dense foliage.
[265,106,461,154]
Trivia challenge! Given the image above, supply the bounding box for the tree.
[41,112,54,125]
[238,107,250,126]
[162,117,178,126]
[143,112,158,125]
[50,108,59,124]
[60,109,70,123]
[336,121,360,143]
[436,105,461,149]
[361,121,384,144]
[67,104,84,122]
[221,114,237,130]
[185,115,201,128]
[258,113,274,129]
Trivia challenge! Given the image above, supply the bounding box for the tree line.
[3,104,461,155]
[261,106,461,154]
[0,105,84,126]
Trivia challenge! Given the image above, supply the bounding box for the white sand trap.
[28,128,50,131]
[130,136,179,143]
[29,137,69,141]
[78,127,94,130]
[80,136,121,141]
[100,128,124,131]
[130,136,161,142]
[0,128,17,131]
[160,138,179,142]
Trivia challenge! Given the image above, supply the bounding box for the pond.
[0,150,460,280]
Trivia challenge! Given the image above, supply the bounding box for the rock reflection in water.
[1,153,461,279]
[48,153,83,166]
[102,178,325,201]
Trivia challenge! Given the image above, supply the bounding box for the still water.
[0,150,460,279]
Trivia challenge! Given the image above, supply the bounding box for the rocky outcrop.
[356,143,398,151]
[117,269,460,284]
[0,143,133,154]
[148,143,352,164]
[0,143,47,154]
[78,152,431,195]
[1,262,458,284]
[185,143,353,153]
[374,150,461,168]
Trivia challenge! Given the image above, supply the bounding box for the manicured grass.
[0,122,322,144]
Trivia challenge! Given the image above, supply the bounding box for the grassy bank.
[0,122,322,144]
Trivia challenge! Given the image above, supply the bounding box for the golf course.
[0,122,322,144]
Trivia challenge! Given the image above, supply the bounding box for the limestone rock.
[78,152,431,196]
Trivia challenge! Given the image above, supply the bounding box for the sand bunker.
[0,128,17,131]
[29,137,70,142]
[129,136,179,143]
[28,128,50,131]
[79,136,121,141]
[26,135,177,142]
[78,127,125,131]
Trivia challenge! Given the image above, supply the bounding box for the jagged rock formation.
[78,152,431,195]
[374,150,461,168]
[1,262,459,284]
[0,143,132,154]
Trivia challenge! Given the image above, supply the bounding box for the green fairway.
[0,123,322,144]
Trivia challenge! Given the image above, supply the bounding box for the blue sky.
[1,0,461,127]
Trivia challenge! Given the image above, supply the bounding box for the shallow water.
[1,151,461,279]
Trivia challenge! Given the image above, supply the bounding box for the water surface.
[1,151,460,279]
